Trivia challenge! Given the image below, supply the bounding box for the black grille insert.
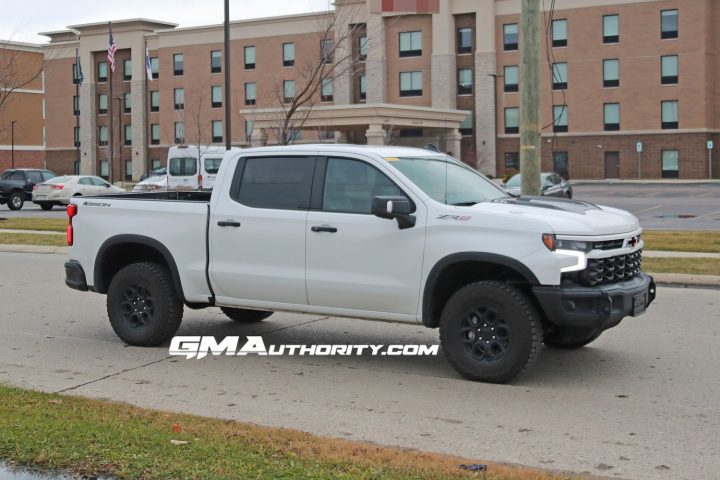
[564,250,643,287]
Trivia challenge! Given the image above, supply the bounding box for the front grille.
[592,239,625,250]
[564,250,643,287]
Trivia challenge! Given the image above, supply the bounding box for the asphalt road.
[572,183,720,231]
[0,202,66,219]
[1,252,718,480]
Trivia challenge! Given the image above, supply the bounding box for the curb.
[0,244,69,255]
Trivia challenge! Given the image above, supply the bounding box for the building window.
[504,152,519,170]
[210,85,222,108]
[150,57,159,79]
[97,62,108,83]
[503,24,518,51]
[174,122,184,144]
[173,53,184,76]
[552,19,567,47]
[283,43,295,67]
[603,15,619,43]
[504,65,519,92]
[125,160,133,181]
[359,74,367,100]
[73,95,79,116]
[74,126,80,147]
[321,39,334,64]
[661,55,678,85]
[212,120,223,143]
[245,119,254,140]
[124,125,132,146]
[604,103,620,131]
[100,161,109,179]
[99,126,108,146]
[319,130,335,141]
[457,68,472,95]
[72,63,81,84]
[358,35,368,60]
[174,88,184,110]
[504,107,519,134]
[211,50,222,73]
[553,105,568,132]
[661,10,678,39]
[244,46,255,69]
[553,152,569,178]
[552,62,567,90]
[150,91,160,112]
[399,129,423,138]
[661,150,679,178]
[245,82,256,106]
[457,27,472,54]
[284,80,296,103]
[460,112,473,136]
[151,159,162,170]
[98,93,108,114]
[603,59,619,88]
[123,92,131,113]
[321,78,333,102]
[399,71,422,97]
[399,31,422,57]
[123,59,132,81]
[151,124,160,145]
[661,100,678,129]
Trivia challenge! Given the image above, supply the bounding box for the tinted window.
[323,158,404,214]
[78,178,93,185]
[204,157,223,174]
[91,177,109,187]
[236,157,314,210]
[26,172,43,184]
[169,158,197,176]
[6,171,25,181]
[41,172,55,181]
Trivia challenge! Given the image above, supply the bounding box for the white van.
[167,145,227,191]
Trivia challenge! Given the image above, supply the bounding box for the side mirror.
[372,196,416,229]
[105,183,111,188]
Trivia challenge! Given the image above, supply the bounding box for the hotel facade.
[2,0,719,180]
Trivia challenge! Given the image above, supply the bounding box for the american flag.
[107,23,117,73]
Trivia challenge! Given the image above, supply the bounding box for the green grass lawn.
[643,257,720,276]
[0,233,67,247]
[642,231,720,254]
[0,217,67,232]
[0,385,579,480]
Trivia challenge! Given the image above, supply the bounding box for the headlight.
[555,239,592,252]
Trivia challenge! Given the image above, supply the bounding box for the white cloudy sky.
[2,0,333,43]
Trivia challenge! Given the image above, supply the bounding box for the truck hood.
[468,196,640,236]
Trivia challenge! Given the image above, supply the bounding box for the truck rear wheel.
[221,308,273,323]
[544,327,601,349]
[107,262,183,346]
[439,281,542,383]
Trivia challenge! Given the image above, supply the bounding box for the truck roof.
[228,144,449,159]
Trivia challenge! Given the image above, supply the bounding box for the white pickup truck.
[64,145,655,383]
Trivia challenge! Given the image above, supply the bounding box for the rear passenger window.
[236,156,315,210]
[27,172,43,184]
[204,157,223,174]
[323,158,405,214]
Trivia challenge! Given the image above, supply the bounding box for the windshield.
[505,174,521,187]
[389,156,507,205]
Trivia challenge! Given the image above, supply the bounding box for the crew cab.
[64,145,655,383]
[0,168,56,210]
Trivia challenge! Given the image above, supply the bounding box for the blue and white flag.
[145,44,153,81]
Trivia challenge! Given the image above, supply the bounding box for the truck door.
[209,154,315,306]
[305,156,426,316]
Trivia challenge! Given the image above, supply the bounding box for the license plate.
[632,292,648,316]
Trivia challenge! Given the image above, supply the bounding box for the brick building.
[7,0,720,180]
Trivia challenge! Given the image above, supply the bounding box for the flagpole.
[108,22,114,185]
[75,48,81,174]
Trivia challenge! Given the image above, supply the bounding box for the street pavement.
[0,203,66,219]
[572,183,720,231]
[0,252,718,480]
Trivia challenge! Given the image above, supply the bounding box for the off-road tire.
[439,281,542,383]
[8,191,24,210]
[544,327,601,349]
[221,308,273,323]
[107,262,183,346]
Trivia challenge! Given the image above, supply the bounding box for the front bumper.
[65,260,89,291]
[533,273,656,332]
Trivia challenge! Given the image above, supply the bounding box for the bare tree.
[0,39,45,136]
[382,124,398,145]
[183,79,213,160]
[270,4,370,145]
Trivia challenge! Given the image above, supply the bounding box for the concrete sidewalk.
[0,228,64,235]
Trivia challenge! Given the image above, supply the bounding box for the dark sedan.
[503,172,573,198]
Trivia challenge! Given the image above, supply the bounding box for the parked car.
[64,145,654,383]
[504,173,573,198]
[167,145,226,191]
[32,175,124,209]
[132,174,168,192]
[0,168,56,210]
[139,167,167,182]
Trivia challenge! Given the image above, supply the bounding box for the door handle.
[311,226,338,233]
[217,220,241,227]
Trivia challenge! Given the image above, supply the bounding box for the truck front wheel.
[439,281,542,383]
[107,262,183,346]
[221,308,273,323]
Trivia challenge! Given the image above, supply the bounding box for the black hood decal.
[491,196,601,215]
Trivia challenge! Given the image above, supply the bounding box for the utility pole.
[224,0,231,150]
[10,120,16,169]
[520,0,541,196]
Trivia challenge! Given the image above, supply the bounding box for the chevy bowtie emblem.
[629,236,638,247]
